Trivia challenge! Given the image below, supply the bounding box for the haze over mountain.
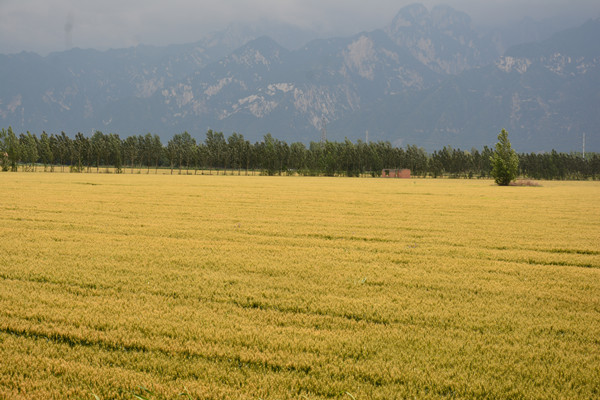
[2,0,598,55]
[1,3,598,152]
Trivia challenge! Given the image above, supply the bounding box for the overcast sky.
[1,0,599,55]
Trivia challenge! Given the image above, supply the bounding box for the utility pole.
[320,117,327,143]
[365,130,369,144]
[583,132,586,159]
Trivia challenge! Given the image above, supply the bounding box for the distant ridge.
[0,4,598,152]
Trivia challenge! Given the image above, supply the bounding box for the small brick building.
[381,169,411,178]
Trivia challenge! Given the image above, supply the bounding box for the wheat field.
[0,173,599,399]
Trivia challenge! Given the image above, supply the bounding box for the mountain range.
[1,3,598,152]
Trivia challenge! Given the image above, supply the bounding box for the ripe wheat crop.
[0,173,599,399]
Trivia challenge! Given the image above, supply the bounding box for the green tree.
[406,145,427,177]
[20,132,39,171]
[490,129,519,186]
[196,142,209,174]
[90,131,106,172]
[39,132,53,171]
[106,133,122,173]
[4,127,21,171]
[227,132,246,175]
[275,138,289,175]
[261,133,278,176]
[205,130,227,174]
[289,142,307,173]
[177,132,196,174]
[54,132,72,172]
[140,133,153,173]
[123,135,139,173]
[151,134,163,173]
[166,136,179,175]
[0,128,8,171]
[73,132,89,172]
[166,132,195,174]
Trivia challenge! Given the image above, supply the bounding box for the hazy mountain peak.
[1,4,598,152]
[388,4,429,29]
[225,36,287,69]
[388,4,472,33]
[385,3,495,74]
[430,5,472,31]
[242,35,287,53]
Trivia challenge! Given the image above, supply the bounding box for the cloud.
[0,0,598,55]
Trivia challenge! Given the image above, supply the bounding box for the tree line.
[1,127,598,180]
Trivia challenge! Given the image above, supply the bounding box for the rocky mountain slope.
[1,4,598,152]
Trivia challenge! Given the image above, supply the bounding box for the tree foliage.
[490,129,519,186]
[1,127,598,180]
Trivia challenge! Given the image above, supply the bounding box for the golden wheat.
[0,173,599,399]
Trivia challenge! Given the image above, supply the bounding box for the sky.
[1,0,599,55]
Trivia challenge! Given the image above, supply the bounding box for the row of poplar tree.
[1,127,598,179]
